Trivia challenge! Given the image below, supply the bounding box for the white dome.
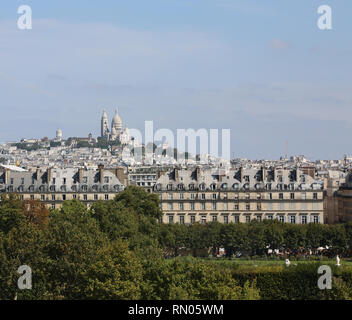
[111,109,122,130]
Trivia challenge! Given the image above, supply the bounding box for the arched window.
[199,183,206,191]
[210,183,217,190]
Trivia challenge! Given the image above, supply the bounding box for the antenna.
[285,140,288,159]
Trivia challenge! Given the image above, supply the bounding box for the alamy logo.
[17,5,32,30]
[17,265,32,290]
[317,5,332,30]
[317,265,332,290]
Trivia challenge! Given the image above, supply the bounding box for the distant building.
[0,165,125,210]
[100,109,131,144]
[154,166,324,224]
[333,172,352,223]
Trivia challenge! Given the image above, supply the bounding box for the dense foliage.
[2,187,352,300]
[0,188,259,300]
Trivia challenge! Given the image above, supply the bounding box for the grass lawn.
[209,258,352,267]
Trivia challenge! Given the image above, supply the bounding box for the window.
[257,193,261,200]
[190,203,195,211]
[212,202,216,210]
[268,193,272,200]
[313,193,318,200]
[290,193,295,200]
[223,215,229,224]
[191,193,195,200]
[279,193,283,200]
[30,195,34,200]
[168,215,174,223]
[190,215,195,223]
[179,216,185,224]
[21,178,24,185]
[313,215,319,224]
[63,178,66,185]
[73,194,77,199]
[245,215,251,223]
[256,215,262,222]
[41,194,45,201]
[257,203,261,210]
[266,215,273,220]
[278,215,285,223]
[62,194,66,201]
[51,195,55,201]
[82,177,88,183]
[234,193,239,200]
[201,203,206,211]
[10,178,14,184]
[301,215,307,224]
[246,204,250,211]
[290,215,296,224]
[94,194,98,200]
[51,203,55,210]
[180,193,184,199]
[105,194,109,200]
[201,193,205,200]
[169,203,173,210]
[179,203,184,210]
[212,215,217,222]
[201,215,207,224]
[234,215,240,223]
[83,194,88,201]
[234,204,239,211]
[301,193,306,200]
[212,193,217,200]
[168,193,173,200]
[245,193,250,200]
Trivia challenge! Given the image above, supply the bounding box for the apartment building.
[154,167,324,224]
[0,165,125,209]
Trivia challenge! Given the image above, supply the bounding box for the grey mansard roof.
[154,167,323,192]
[0,167,125,193]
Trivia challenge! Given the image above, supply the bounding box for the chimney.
[98,164,104,184]
[47,168,52,184]
[36,168,41,182]
[196,166,201,181]
[262,167,266,182]
[5,169,10,185]
[174,168,179,180]
[78,168,84,184]
[115,167,127,186]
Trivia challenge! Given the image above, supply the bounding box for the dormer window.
[232,183,239,190]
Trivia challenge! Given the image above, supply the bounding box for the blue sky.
[0,0,351,160]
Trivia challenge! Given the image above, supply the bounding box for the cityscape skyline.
[1,0,351,160]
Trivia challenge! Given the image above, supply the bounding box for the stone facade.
[154,167,324,224]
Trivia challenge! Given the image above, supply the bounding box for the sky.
[0,0,351,160]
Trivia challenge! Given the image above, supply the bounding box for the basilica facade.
[101,109,131,144]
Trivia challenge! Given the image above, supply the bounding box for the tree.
[114,186,162,219]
